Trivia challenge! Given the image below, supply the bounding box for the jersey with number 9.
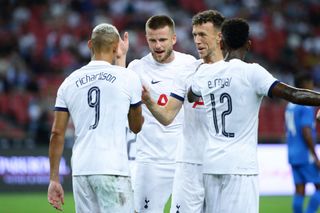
[55,60,142,176]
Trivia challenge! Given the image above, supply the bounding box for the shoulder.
[174,51,196,61]
[124,68,140,79]
[294,105,315,118]
[182,59,204,73]
[243,61,268,73]
[197,60,225,74]
[236,60,273,80]
[59,67,83,88]
[301,105,315,112]
[128,53,152,68]
[108,64,140,81]
[173,60,203,83]
[127,59,141,69]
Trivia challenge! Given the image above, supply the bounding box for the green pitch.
[0,193,303,212]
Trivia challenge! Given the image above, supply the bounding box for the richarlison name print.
[208,77,232,89]
[75,72,117,87]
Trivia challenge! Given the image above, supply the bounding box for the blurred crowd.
[0,0,319,148]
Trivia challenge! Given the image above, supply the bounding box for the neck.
[91,52,114,64]
[224,49,246,61]
[159,50,175,64]
[204,51,224,64]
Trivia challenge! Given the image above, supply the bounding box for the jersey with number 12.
[55,60,142,176]
[191,59,278,174]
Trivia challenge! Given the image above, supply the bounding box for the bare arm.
[317,109,320,121]
[114,32,129,67]
[271,82,320,106]
[302,126,320,169]
[128,104,144,134]
[142,85,183,126]
[48,111,69,211]
[187,87,201,103]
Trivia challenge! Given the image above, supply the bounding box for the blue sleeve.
[300,107,315,128]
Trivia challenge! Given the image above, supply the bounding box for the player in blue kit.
[285,73,320,213]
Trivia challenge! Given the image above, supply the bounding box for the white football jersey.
[191,59,278,174]
[128,51,196,163]
[55,60,142,176]
[170,59,209,164]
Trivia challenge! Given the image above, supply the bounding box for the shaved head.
[90,23,120,53]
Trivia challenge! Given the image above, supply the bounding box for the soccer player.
[285,73,320,213]
[47,23,144,212]
[127,15,196,212]
[141,10,225,213]
[188,18,320,213]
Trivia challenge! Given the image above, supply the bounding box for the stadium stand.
[0,0,319,148]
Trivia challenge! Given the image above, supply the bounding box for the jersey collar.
[88,60,111,66]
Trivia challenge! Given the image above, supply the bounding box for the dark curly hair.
[221,18,249,50]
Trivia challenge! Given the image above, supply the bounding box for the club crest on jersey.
[208,77,232,89]
[144,198,150,209]
[175,204,181,213]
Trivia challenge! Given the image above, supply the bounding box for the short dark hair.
[145,15,175,33]
[221,18,249,50]
[192,10,225,30]
[294,72,313,88]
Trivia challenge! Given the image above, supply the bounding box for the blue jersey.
[285,103,316,165]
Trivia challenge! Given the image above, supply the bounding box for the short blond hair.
[91,23,119,53]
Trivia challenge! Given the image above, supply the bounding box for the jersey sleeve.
[128,71,142,107]
[190,69,203,97]
[170,66,188,102]
[171,61,204,102]
[54,80,69,112]
[248,64,279,97]
[300,107,315,128]
[127,59,139,72]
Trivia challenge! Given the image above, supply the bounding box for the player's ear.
[88,40,92,49]
[88,40,94,55]
[219,33,224,50]
[172,33,177,45]
[217,32,222,44]
[246,40,252,51]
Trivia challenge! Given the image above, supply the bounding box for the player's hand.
[116,31,129,59]
[48,180,64,211]
[316,109,320,122]
[142,85,151,105]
